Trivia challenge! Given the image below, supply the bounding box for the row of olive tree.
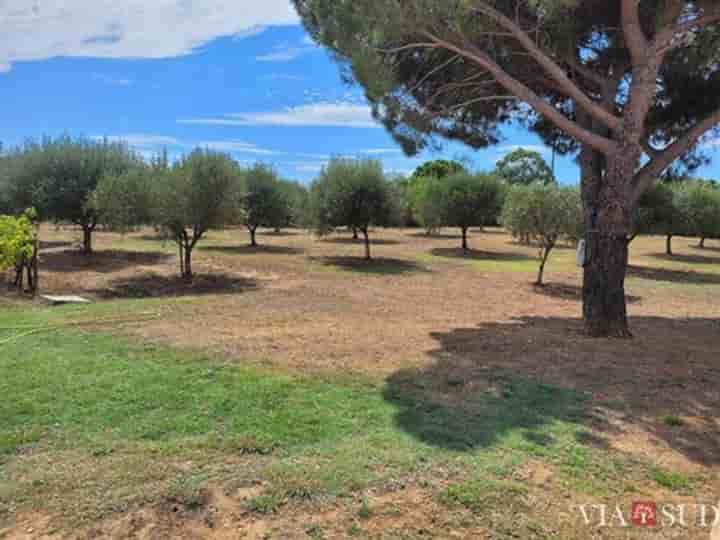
[0,136,308,279]
[501,178,720,287]
[94,153,307,279]
[631,180,720,255]
[502,184,583,286]
[409,172,506,250]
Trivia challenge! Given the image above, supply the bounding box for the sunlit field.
[2,225,719,539]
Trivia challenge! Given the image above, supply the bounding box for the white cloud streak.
[0,1,298,73]
[93,133,280,157]
[179,102,380,129]
[92,73,133,86]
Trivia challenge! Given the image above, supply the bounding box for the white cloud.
[93,133,279,158]
[261,73,306,81]
[0,62,11,73]
[179,102,380,129]
[356,148,403,155]
[256,37,318,62]
[197,140,282,155]
[92,73,133,86]
[0,1,298,72]
[93,134,180,147]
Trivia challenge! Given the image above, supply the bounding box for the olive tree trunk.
[666,234,674,256]
[82,224,94,255]
[183,246,193,280]
[362,228,371,260]
[536,244,553,286]
[461,227,469,252]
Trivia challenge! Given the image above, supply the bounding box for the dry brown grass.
[3,224,720,538]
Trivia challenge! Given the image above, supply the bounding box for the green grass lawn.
[0,305,692,530]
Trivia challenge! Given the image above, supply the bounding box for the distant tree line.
[1,136,718,288]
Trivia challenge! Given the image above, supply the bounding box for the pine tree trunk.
[699,237,705,249]
[582,232,631,337]
[362,229,371,260]
[250,228,257,247]
[353,227,359,240]
[461,228,468,252]
[666,234,673,256]
[580,146,633,338]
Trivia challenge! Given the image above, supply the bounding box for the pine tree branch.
[469,0,622,131]
[632,107,720,203]
[421,30,618,155]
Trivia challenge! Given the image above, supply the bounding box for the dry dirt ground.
[2,225,720,539]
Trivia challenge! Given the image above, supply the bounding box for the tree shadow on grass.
[648,252,720,265]
[384,367,586,451]
[532,283,642,304]
[321,237,401,245]
[430,247,534,262]
[313,256,429,275]
[406,231,462,239]
[690,244,720,252]
[200,245,304,255]
[506,240,576,251]
[262,230,303,237]
[384,316,720,465]
[627,264,720,285]
[39,240,75,250]
[95,273,259,299]
[41,250,172,274]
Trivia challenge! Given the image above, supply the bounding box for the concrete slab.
[40,295,91,306]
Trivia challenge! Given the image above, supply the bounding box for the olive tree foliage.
[675,180,720,249]
[0,136,142,254]
[495,148,555,186]
[630,181,683,254]
[410,175,446,235]
[310,158,393,260]
[440,172,505,251]
[153,149,242,279]
[293,0,720,337]
[277,179,311,229]
[241,165,292,246]
[502,184,583,285]
[90,167,155,233]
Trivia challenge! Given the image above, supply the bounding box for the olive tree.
[91,167,154,233]
[153,149,241,279]
[294,0,720,337]
[2,136,142,254]
[440,172,505,251]
[277,179,310,230]
[410,175,446,235]
[241,165,292,245]
[502,184,583,285]
[675,180,720,250]
[630,182,683,255]
[310,158,393,260]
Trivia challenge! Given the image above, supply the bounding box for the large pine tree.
[293,0,720,336]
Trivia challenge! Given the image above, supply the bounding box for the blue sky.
[1,1,718,183]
